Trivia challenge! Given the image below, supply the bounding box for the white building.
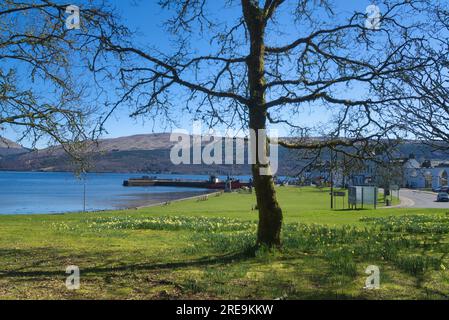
[403,158,449,189]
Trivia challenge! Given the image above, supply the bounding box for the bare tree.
[387,2,449,151]
[0,0,121,159]
[392,55,449,149]
[340,155,367,187]
[90,0,430,247]
[375,158,404,198]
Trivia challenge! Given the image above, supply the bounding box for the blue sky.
[3,0,398,147]
[98,0,377,138]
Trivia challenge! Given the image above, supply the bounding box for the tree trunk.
[252,158,283,247]
[243,1,283,247]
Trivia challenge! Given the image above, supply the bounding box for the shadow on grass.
[1,247,447,300]
[0,246,259,279]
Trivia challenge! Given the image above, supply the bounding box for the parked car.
[437,192,449,202]
[433,186,449,193]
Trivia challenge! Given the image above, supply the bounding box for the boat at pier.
[123,175,250,190]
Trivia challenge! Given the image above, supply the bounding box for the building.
[342,155,449,190]
[403,157,449,189]
[298,154,449,190]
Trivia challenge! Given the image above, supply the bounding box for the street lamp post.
[330,150,334,210]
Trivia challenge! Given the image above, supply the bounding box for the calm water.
[0,172,250,215]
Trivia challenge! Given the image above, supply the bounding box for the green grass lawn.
[0,187,448,300]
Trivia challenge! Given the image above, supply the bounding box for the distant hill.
[96,133,178,151]
[0,133,258,174]
[0,137,28,158]
[0,134,447,175]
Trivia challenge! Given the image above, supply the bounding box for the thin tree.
[383,2,449,151]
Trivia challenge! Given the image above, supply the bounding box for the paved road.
[399,189,449,209]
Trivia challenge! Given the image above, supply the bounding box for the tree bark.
[243,1,283,247]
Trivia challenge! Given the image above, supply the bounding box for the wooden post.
[361,187,364,209]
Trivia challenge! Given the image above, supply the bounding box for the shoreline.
[0,190,218,216]
[134,191,223,209]
[118,190,221,210]
[0,171,245,216]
